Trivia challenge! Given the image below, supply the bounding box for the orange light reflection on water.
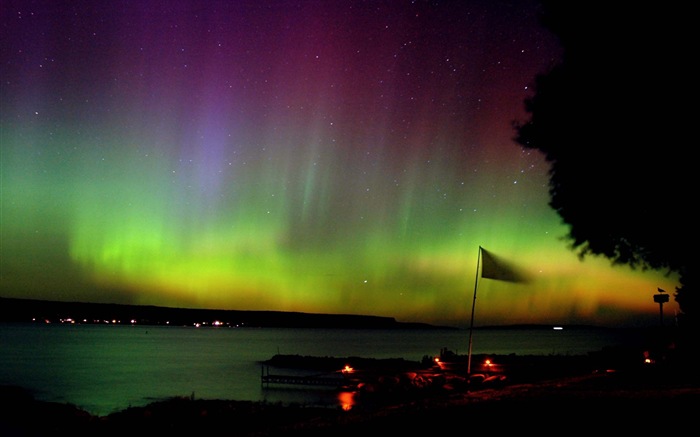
[337,391,356,411]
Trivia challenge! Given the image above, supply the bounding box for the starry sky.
[0,0,679,328]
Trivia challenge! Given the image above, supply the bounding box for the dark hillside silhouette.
[0,297,451,330]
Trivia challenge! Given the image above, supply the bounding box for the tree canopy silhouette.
[514,1,694,330]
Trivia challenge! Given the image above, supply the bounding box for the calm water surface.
[0,323,645,415]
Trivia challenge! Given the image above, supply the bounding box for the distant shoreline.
[0,297,456,330]
[0,297,668,332]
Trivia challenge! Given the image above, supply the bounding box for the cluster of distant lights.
[31,317,245,328]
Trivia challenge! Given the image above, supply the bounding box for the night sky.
[0,0,678,328]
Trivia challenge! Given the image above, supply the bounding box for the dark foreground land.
[2,351,699,436]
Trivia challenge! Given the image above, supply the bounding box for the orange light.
[342,365,354,373]
[484,359,492,367]
[337,391,355,411]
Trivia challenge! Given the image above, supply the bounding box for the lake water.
[0,322,647,416]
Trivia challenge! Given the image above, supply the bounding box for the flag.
[480,247,529,283]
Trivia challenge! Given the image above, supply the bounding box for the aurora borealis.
[0,0,679,328]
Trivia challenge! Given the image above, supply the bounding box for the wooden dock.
[261,366,349,387]
[261,374,346,386]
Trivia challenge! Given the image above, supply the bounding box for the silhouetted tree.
[514,1,695,334]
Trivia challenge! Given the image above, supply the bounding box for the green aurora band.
[0,0,678,327]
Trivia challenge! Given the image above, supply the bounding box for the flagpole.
[467,246,482,375]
